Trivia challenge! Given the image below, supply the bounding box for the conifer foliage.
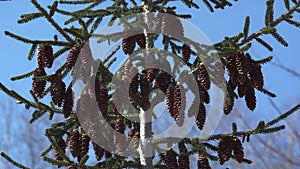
[1,0,300,169]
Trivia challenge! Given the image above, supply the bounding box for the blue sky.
[0,0,300,168]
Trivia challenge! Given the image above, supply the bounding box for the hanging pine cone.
[235,53,248,85]
[250,63,264,90]
[218,136,234,165]
[67,45,81,68]
[154,72,172,93]
[68,165,77,169]
[95,85,108,119]
[173,84,184,126]
[197,155,211,169]
[32,67,47,98]
[43,44,54,68]
[223,88,235,115]
[140,74,151,109]
[166,84,175,115]
[79,132,90,160]
[196,102,206,130]
[233,137,244,163]
[146,68,159,83]
[69,128,80,158]
[155,12,164,33]
[105,150,112,159]
[245,79,256,111]
[54,136,67,161]
[165,148,179,168]
[62,85,73,118]
[200,89,210,104]
[198,63,211,91]
[50,74,66,107]
[237,83,246,98]
[133,130,140,149]
[135,33,146,49]
[226,55,237,77]
[122,30,136,55]
[92,141,104,161]
[178,142,189,169]
[79,43,93,84]
[37,46,44,67]
[129,73,139,99]
[182,44,191,63]
[113,119,126,153]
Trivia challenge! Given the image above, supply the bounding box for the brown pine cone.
[43,44,54,68]
[165,148,179,168]
[69,128,80,158]
[178,142,189,169]
[200,89,210,104]
[154,72,172,93]
[50,74,66,107]
[233,137,244,163]
[146,68,159,83]
[174,84,184,126]
[245,79,256,111]
[135,33,146,49]
[198,63,211,91]
[37,46,44,67]
[79,132,90,160]
[218,136,234,165]
[223,88,235,115]
[55,136,66,160]
[32,67,47,98]
[92,141,104,161]
[62,85,73,118]
[113,119,126,153]
[226,55,237,77]
[140,74,151,107]
[250,63,264,90]
[67,45,81,68]
[129,73,139,98]
[78,43,93,84]
[133,130,140,149]
[197,155,211,169]
[196,102,206,130]
[122,31,136,55]
[161,10,184,40]
[182,44,191,63]
[235,53,248,85]
[166,84,175,116]
[95,85,108,119]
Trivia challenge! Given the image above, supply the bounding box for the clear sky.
[0,0,299,168]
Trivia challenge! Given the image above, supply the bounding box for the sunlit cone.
[32,67,47,98]
[146,68,159,82]
[197,155,211,169]
[69,128,80,158]
[218,136,234,165]
[67,45,81,68]
[135,33,146,49]
[122,30,136,55]
[233,137,244,163]
[182,44,191,62]
[165,148,179,168]
[50,74,66,107]
[250,63,264,90]
[43,44,54,68]
[198,63,211,90]
[92,141,104,161]
[62,85,73,118]
[236,53,248,85]
[196,102,206,130]
[245,79,256,111]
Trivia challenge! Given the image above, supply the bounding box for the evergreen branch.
[43,156,71,167]
[31,0,74,43]
[243,16,250,38]
[40,146,52,157]
[28,44,37,60]
[29,109,47,123]
[253,55,273,64]
[284,18,300,27]
[254,37,273,51]
[10,70,34,81]
[284,0,290,10]
[202,0,214,12]
[257,88,277,98]
[18,12,43,24]
[270,31,288,47]
[0,152,30,169]
[265,103,300,127]
[58,0,95,4]
[239,0,300,46]
[265,0,274,26]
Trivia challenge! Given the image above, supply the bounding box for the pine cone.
[113,119,126,153]
[32,67,46,98]
[200,89,210,104]
[43,44,54,68]
[79,132,90,160]
[154,72,172,93]
[79,43,93,84]
[62,85,73,118]
[218,136,234,165]
[165,148,179,168]
[198,63,211,90]
[140,74,151,107]
[233,137,244,163]
[95,85,108,119]
[223,85,235,115]
[133,130,140,149]
[226,55,237,77]
[237,83,246,98]
[178,142,189,169]
[155,12,164,33]
[92,141,104,161]
[182,44,191,62]
[250,63,264,90]
[37,45,44,67]
[55,136,66,160]
[245,79,256,111]
[69,128,80,158]
[67,45,81,68]
[50,74,66,107]
[122,31,136,55]
[129,73,139,98]
[166,84,175,116]
[235,53,248,85]
[135,33,146,49]
[161,10,184,40]
[196,102,206,130]
[197,155,211,169]
[146,68,159,83]
[174,84,184,126]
